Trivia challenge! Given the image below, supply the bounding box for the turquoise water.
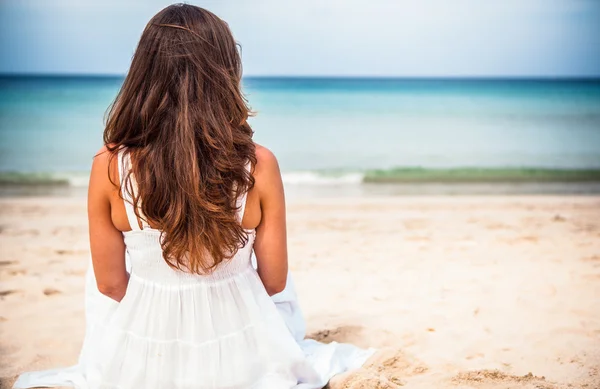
[1,76,599,189]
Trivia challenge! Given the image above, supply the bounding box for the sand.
[1,195,599,388]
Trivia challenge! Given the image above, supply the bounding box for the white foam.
[281,171,364,186]
[4,171,365,188]
[52,172,90,187]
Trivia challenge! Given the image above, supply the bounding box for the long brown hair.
[104,4,256,273]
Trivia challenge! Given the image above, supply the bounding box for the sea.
[1,76,599,196]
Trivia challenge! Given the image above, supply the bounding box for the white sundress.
[13,149,374,389]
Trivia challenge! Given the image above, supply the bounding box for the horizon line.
[1,72,600,81]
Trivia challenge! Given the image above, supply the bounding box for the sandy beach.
[1,195,599,388]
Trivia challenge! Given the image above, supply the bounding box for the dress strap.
[118,148,149,231]
[236,161,252,223]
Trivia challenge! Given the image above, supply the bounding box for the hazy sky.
[1,0,599,77]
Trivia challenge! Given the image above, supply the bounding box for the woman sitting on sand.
[13,3,373,389]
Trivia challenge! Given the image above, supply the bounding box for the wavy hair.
[104,4,256,273]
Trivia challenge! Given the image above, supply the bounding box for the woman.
[14,4,373,389]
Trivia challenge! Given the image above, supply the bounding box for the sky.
[0,0,599,77]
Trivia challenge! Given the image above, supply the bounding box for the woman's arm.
[253,145,288,296]
[88,146,128,302]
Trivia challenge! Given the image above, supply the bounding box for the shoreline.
[2,181,600,198]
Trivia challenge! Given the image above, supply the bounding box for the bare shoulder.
[92,145,112,167]
[89,145,119,194]
[253,143,283,195]
[254,144,281,176]
[255,144,279,170]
